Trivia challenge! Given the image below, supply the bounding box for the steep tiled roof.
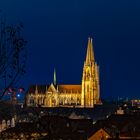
[58,85,81,93]
[27,84,81,94]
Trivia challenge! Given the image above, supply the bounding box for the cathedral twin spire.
[85,37,95,65]
[81,37,100,107]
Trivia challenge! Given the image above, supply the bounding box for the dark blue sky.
[1,0,140,100]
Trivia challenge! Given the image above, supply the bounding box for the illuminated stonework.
[81,38,100,107]
[26,38,101,108]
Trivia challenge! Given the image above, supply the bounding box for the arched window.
[86,71,90,80]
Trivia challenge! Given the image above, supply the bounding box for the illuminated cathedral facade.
[26,38,101,108]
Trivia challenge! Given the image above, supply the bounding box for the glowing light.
[17,94,20,97]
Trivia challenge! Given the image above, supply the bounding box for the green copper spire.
[53,68,56,85]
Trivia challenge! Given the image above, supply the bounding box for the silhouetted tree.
[0,18,27,100]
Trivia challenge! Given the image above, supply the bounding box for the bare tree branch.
[0,18,27,100]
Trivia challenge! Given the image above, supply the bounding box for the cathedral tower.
[81,38,100,107]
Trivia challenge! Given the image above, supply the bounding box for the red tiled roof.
[58,85,81,93]
[27,84,82,94]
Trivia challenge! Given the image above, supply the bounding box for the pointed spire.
[85,37,95,65]
[35,85,38,94]
[53,68,56,85]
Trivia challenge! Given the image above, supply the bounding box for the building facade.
[26,38,101,107]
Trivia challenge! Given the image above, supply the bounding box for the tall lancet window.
[87,85,89,92]
[86,71,90,80]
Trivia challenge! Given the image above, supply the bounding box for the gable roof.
[88,128,112,140]
[47,84,57,92]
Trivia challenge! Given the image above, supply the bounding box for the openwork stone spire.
[85,37,95,65]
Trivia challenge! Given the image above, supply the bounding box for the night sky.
[1,0,140,100]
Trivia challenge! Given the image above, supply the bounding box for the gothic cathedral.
[26,38,101,108]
